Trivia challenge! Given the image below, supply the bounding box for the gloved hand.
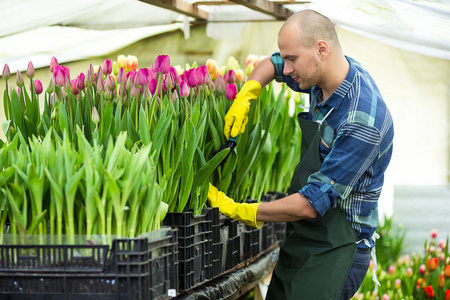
[208,183,263,228]
[224,80,262,140]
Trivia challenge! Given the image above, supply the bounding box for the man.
[208,9,394,299]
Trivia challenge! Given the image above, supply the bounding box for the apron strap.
[315,107,334,130]
[356,232,381,292]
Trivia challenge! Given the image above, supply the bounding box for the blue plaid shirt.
[271,52,394,248]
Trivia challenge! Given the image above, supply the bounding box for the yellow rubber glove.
[224,80,262,140]
[208,183,263,229]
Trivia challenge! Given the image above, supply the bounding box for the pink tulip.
[71,79,79,95]
[224,69,236,84]
[179,80,190,98]
[137,68,149,86]
[169,66,180,83]
[154,55,170,74]
[105,74,116,91]
[164,73,174,90]
[26,61,35,78]
[431,229,438,239]
[419,264,426,275]
[53,66,67,87]
[186,68,199,87]
[214,76,226,94]
[102,59,112,74]
[50,57,58,73]
[148,78,158,95]
[96,77,105,94]
[381,294,390,300]
[197,65,207,85]
[77,73,85,90]
[225,83,237,100]
[130,86,138,98]
[148,68,157,82]
[16,70,24,86]
[117,68,126,84]
[406,267,413,277]
[2,64,10,80]
[394,278,401,289]
[388,265,395,274]
[34,79,43,95]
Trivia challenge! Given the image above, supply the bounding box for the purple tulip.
[26,61,35,78]
[179,80,190,98]
[147,68,157,82]
[102,59,112,75]
[50,57,58,73]
[96,77,105,94]
[225,83,237,100]
[137,68,149,86]
[77,73,85,90]
[186,68,199,88]
[34,79,43,95]
[197,66,208,85]
[154,55,170,74]
[224,69,236,84]
[53,66,67,87]
[214,76,226,94]
[117,68,126,84]
[2,64,10,80]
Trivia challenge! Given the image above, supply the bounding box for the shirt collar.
[312,56,356,109]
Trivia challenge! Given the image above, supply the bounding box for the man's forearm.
[247,57,276,88]
[256,193,318,222]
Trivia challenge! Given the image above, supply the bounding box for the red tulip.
[50,57,58,73]
[445,265,450,277]
[179,80,189,98]
[34,79,43,95]
[445,290,450,300]
[154,55,170,74]
[428,257,439,272]
[2,63,10,80]
[425,285,435,298]
[438,273,445,288]
[225,83,237,100]
[431,229,438,239]
[102,59,112,74]
[26,61,35,78]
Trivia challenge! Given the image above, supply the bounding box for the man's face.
[278,24,322,90]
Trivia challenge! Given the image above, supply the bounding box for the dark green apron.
[266,111,358,300]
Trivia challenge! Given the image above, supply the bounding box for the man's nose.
[283,63,292,75]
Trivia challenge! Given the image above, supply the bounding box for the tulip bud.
[71,79,79,95]
[112,61,119,76]
[224,69,236,84]
[16,71,24,87]
[245,54,259,67]
[144,85,152,99]
[388,265,395,274]
[65,78,72,93]
[206,59,217,74]
[105,74,116,91]
[154,55,170,74]
[46,78,55,94]
[119,84,127,99]
[53,66,67,87]
[125,74,133,91]
[92,106,100,124]
[104,88,112,100]
[445,290,450,300]
[406,267,413,277]
[171,90,178,103]
[425,285,435,298]
[117,55,126,69]
[51,106,58,120]
[186,68,198,87]
[428,257,439,272]
[164,73,174,90]
[2,63,11,80]
[102,59,112,75]
[214,76,226,94]
[226,56,240,70]
[77,73,85,91]
[438,273,445,288]
[225,83,237,100]
[26,61,35,78]
[246,64,254,77]
[381,294,390,300]
[419,264,426,275]
[394,278,401,289]
[50,57,58,73]
[130,85,138,98]
[117,68,126,84]
[96,77,105,95]
[197,66,207,85]
[179,80,190,98]
[34,79,43,95]
[431,229,438,239]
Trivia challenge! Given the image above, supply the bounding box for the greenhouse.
[0,0,449,299]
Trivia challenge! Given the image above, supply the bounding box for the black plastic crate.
[162,209,213,292]
[0,228,178,300]
[242,224,260,261]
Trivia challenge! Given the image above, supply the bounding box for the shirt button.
[330,181,335,185]
[316,108,319,112]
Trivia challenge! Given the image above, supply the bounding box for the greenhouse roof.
[1,0,449,73]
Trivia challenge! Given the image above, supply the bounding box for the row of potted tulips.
[0,54,302,239]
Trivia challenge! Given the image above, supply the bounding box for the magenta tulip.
[102,59,112,74]
[50,57,58,73]
[71,79,79,95]
[34,79,43,95]
[154,55,170,74]
[53,66,67,87]
[77,73,85,90]
[105,74,115,91]
[179,80,190,98]
[225,83,237,100]
[130,85,138,98]
[186,68,199,87]
[117,68,126,84]
[169,66,180,83]
[148,78,158,95]
[197,65,208,85]
[224,69,236,84]
[26,61,35,78]
[2,64,10,80]
[137,68,149,86]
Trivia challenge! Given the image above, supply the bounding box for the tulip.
[245,54,259,67]
[105,74,116,91]
[388,265,395,274]
[168,66,179,84]
[246,64,254,77]
[117,55,126,69]
[50,57,58,73]
[428,257,439,272]
[445,265,450,277]
[425,285,435,298]
[65,78,72,93]
[445,290,450,300]
[96,77,105,95]
[381,294,390,300]
[197,65,207,85]
[226,56,240,70]
[439,240,446,250]
[171,90,178,103]
[85,64,94,87]
[164,73,174,90]
[46,78,55,94]
[2,64,10,80]
[77,73,85,91]
[394,278,401,289]
[225,83,237,100]
[117,68,126,85]
[186,68,199,88]
[119,84,126,99]
[125,55,138,72]
[214,76,226,94]
[71,79,79,95]
[224,69,236,84]
[112,61,119,76]
[26,61,35,78]
[92,106,100,124]
[206,59,217,74]
[148,68,157,82]
[179,80,189,98]
[102,59,112,75]
[34,79,43,95]
[431,229,438,238]
[137,68,149,86]
[130,86,138,98]
[53,66,67,87]
[16,71,24,87]
[126,74,134,91]
[148,78,158,96]
[419,264,426,275]
[406,267,413,277]
[155,55,170,74]
[439,273,445,288]
[235,69,245,82]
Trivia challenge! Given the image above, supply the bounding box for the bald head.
[280,10,340,50]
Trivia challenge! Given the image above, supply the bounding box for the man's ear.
[317,40,329,58]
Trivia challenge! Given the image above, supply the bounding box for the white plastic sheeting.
[0,0,449,73]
